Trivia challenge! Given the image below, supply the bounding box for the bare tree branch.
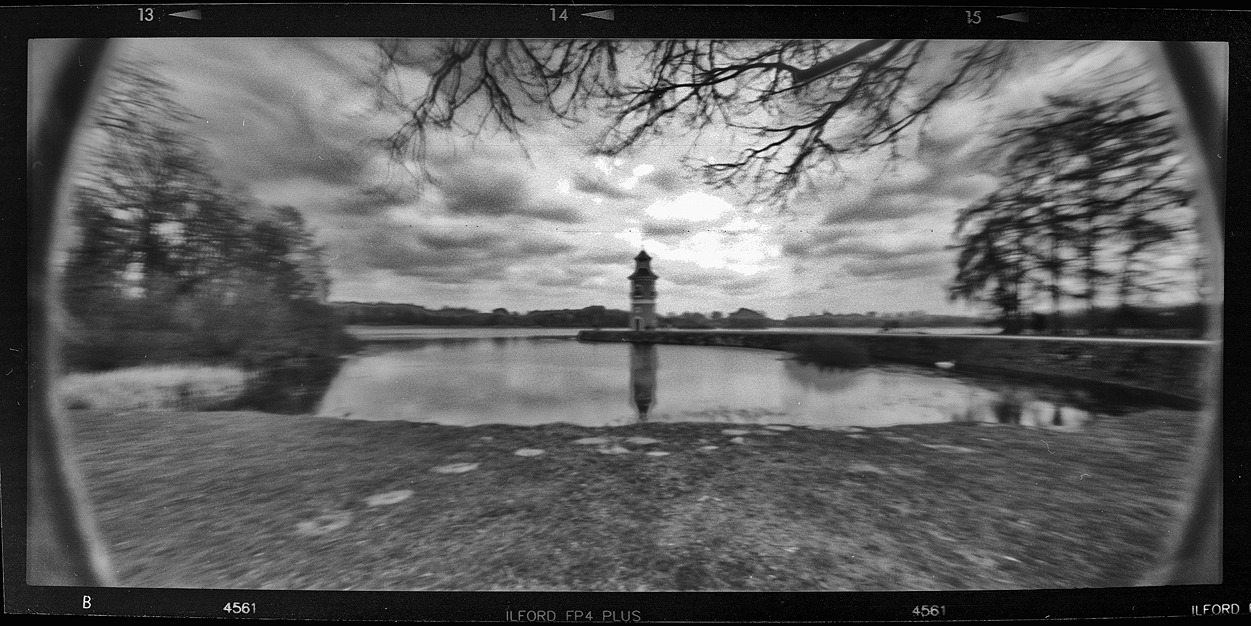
[366,38,1036,208]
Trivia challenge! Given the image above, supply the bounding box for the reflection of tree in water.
[980,382,1093,427]
[385,337,475,351]
[429,337,477,351]
[992,391,1024,425]
[781,359,862,393]
[938,375,1098,428]
[629,343,658,421]
[375,336,521,353]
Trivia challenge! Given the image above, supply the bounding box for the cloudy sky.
[35,38,1220,317]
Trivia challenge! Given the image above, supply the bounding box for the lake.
[317,331,1125,429]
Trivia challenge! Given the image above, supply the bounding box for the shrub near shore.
[785,336,870,368]
[56,57,357,413]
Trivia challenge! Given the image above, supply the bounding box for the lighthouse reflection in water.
[630,343,658,420]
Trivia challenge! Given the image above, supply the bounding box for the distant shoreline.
[344,325,1210,342]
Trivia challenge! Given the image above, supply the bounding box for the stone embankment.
[577,330,1218,406]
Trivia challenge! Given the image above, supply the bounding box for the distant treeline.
[333,301,1207,337]
[332,302,632,328]
[656,310,990,330]
[786,305,1207,336]
[781,313,988,329]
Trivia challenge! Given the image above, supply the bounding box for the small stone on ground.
[645,451,671,457]
[722,429,750,436]
[729,436,746,445]
[923,444,977,453]
[625,436,660,445]
[573,437,611,445]
[431,462,480,474]
[365,490,413,507]
[296,511,352,535]
[700,445,719,451]
[514,448,545,457]
[597,445,631,455]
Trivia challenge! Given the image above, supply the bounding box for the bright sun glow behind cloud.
[645,191,733,221]
[614,227,773,275]
[662,230,774,275]
[620,163,656,191]
[616,189,776,275]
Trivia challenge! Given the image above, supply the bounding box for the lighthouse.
[629,250,658,331]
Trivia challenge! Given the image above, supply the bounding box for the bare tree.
[69,58,231,296]
[951,89,1196,334]
[369,38,1032,208]
[62,57,347,371]
[948,185,1037,334]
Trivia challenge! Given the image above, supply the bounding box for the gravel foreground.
[65,407,1200,591]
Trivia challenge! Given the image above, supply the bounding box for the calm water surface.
[318,333,1117,429]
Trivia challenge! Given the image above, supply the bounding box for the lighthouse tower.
[629,250,658,331]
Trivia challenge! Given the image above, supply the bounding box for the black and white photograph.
[11,5,1238,621]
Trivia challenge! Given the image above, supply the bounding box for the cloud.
[524,199,586,224]
[572,171,637,199]
[645,191,733,222]
[536,273,586,288]
[415,229,506,251]
[823,194,936,224]
[816,160,997,226]
[783,226,948,261]
[661,263,729,287]
[637,215,766,241]
[842,253,952,281]
[335,184,419,217]
[439,166,529,217]
[338,222,576,285]
[789,104,1001,230]
[436,161,587,223]
[644,165,687,193]
[641,218,701,238]
[720,272,773,294]
[535,264,617,288]
[570,245,642,266]
[165,44,375,188]
[659,262,773,295]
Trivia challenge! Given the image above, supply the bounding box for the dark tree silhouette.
[62,58,345,370]
[948,189,1037,334]
[949,90,1195,334]
[65,59,238,302]
[246,205,332,303]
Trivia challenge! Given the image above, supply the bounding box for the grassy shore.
[64,406,1199,591]
[58,365,248,411]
